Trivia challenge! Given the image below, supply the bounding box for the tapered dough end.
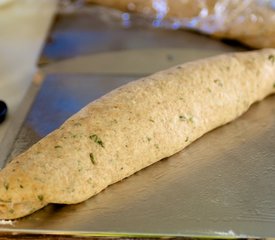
[0,161,47,220]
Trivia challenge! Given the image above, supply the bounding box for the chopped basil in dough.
[89,134,104,148]
[4,182,9,191]
[37,195,44,202]
[268,54,275,64]
[89,153,96,165]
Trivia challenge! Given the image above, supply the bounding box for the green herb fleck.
[268,55,275,64]
[149,118,155,123]
[74,122,82,126]
[147,137,151,142]
[185,137,189,142]
[4,182,9,191]
[37,195,44,202]
[0,198,11,203]
[226,66,230,71]
[9,209,14,214]
[89,153,96,165]
[214,79,223,87]
[179,115,193,123]
[273,83,275,88]
[179,115,187,121]
[89,134,104,148]
[125,145,128,148]
[154,144,159,149]
[207,87,212,93]
[54,145,62,149]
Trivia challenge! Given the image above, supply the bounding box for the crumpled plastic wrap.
[87,0,275,49]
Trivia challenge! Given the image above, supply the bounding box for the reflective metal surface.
[1,73,275,238]
[41,5,245,64]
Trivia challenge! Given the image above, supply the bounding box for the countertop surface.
[0,0,57,158]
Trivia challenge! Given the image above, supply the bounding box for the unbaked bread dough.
[88,0,275,49]
[0,49,275,219]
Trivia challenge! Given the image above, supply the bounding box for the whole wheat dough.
[1,49,275,219]
[88,0,275,49]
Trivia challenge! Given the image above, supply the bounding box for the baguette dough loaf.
[1,49,275,219]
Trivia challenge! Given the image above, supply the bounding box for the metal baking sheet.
[1,74,275,238]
